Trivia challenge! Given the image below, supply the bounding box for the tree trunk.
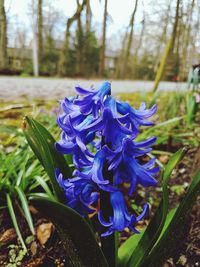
[154,1,171,72]
[32,30,39,76]
[38,0,43,74]
[115,25,129,78]
[121,0,139,78]
[29,0,39,76]
[132,15,145,78]
[76,3,84,76]
[152,0,180,93]
[99,0,108,77]
[86,0,91,34]
[58,0,86,77]
[181,0,195,80]
[0,0,7,69]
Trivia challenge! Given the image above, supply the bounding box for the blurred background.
[0,0,199,81]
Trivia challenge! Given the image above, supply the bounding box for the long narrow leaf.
[15,187,35,235]
[32,175,55,200]
[23,116,72,203]
[118,229,145,267]
[6,194,27,250]
[145,170,200,267]
[118,208,176,267]
[122,148,185,267]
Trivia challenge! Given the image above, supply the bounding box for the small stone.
[178,255,187,265]
[179,168,186,174]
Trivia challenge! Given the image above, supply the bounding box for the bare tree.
[38,0,43,74]
[0,0,7,69]
[86,0,92,34]
[58,0,86,76]
[131,10,146,78]
[115,0,139,78]
[154,1,171,72]
[28,0,39,76]
[180,0,195,79]
[121,0,139,78]
[152,0,180,93]
[99,0,108,77]
[76,0,84,76]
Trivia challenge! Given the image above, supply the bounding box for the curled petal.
[99,191,148,236]
[91,151,109,184]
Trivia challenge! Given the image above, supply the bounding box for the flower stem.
[100,161,117,267]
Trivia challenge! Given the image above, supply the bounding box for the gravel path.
[0,76,188,101]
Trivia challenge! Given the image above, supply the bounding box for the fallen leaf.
[30,241,37,256]
[0,228,16,245]
[29,205,39,214]
[36,222,53,245]
[159,155,169,164]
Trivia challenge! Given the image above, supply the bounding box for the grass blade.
[6,194,27,250]
[15,187,35,235]
[32,175,55,200]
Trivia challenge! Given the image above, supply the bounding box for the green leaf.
[136,116,184,142]
[186,92,195,126]
[144,170,200,267]
[122,148,185,267]
[152,207,177,247]
[31,175,55,200]
[6,194,27,250]
[31,196,108,267]
[117,229,145,267]
[15,187,35,235]
[23,116,72,203]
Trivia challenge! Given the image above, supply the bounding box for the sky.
[5,0,148,43]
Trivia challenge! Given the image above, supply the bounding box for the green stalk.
[100,162,117,267]
[100,122,117,267]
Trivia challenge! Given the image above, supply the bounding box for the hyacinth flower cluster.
[55,81,159,236]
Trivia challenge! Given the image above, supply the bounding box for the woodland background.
[0,0,200,82]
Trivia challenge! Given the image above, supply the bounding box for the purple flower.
[55,81,159,235]
[117,101,157,132]
[74,81,111,118]
[55,169,98,216]
[98,191,149,236]
[103,137,159,195]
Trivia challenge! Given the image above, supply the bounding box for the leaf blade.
[121,148,185,267]
[23,116,72,203]
[145,170,200,267]
[31,196,108,267]
[6,194,27,250]
[15,186,35,235]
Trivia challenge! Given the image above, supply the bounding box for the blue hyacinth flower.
[82,108,132,147]
[55,81,159,235]
[117,101,157,132]
[103,137,159,195]
[74,81,111,118]
[55,169,98,216]
[98,191,149,236]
